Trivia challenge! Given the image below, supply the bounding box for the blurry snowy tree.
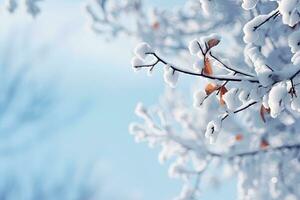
[5,0,43,16]
[85,0,239,54]
[87,0,300,199]
[0,27,87,155]
[0,18,93,200]
[0,161,104,200]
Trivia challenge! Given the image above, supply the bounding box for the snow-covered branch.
[86,0,242,54]
[129,0,300,199]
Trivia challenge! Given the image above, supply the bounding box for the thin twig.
[136,52,260,83]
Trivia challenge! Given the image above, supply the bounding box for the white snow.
[288,30,300,53]
[163,65,179,88]
[205,118,221,144]
[131,56,144,72]
[256,65,273,87]
[134,42,152,60]
[223,88,241,111]
[279,0,300,27]
[188,39,201,55]
[268,82,288,118]
[243,15,269,45]
[193,90,206,107]
[199,0,215,16]
[193,59,204,72]
[241,0,258,10]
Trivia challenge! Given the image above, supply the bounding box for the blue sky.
[0,0,236,199]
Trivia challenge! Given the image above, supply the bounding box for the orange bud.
[152,22,160,30]
[260,139,269,149]
[219,86,228,105]
[235,134,243,141]
[203,57,213,75]
[205,83,218,95]
[207,38,220,49]
[260,105,270,123]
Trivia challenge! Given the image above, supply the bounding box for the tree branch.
[253,10,280,31]
[209,144,300,160]
[209,53,255,77]
[221,101,258,121]
[134,52,260,83]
